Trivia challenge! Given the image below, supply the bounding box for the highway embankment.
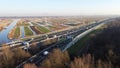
[63,22,106,54]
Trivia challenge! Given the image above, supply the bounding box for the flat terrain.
[30,26,41,34]
[24,26,33,36]
[8,27,20,39]
[14,27,20,38]
[1,16,109,40]
[37,26,50,33]
[0,19,13,31]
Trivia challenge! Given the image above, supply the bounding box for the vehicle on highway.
[43,51,49,56]
[10,44,15,47]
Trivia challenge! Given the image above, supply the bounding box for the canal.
[20,26,25,38]
[0,19,19,44]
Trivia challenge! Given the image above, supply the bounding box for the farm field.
[1,16,109,41]
[0,19,13,31]
[24,26,33,36]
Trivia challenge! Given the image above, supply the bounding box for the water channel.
[0,19,19,44]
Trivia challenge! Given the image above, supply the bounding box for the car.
[23,47,28,50]
[43,51,49,56]
[10,44,15,47]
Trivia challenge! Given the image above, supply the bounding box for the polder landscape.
[0,0,120,68]
[0,16,120,68]
[0,16,105,44]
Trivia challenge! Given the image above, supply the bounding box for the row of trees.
[0,45,31,68]
[23,18,120,68]
[24,49,115,68]
[0,18,117,68]
[86,18,120,68]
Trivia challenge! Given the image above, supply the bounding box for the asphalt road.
[16,18,112,68]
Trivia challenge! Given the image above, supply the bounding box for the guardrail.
[20,20,101,40]
[16,36,65,68]
[62,22,105,52]
[16,18,110,68]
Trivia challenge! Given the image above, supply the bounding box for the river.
[0,19,19,44]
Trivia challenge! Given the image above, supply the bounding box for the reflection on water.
[20,26,25,38]
[0,19,19,44]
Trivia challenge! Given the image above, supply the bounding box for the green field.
[14,27,20,38]
[24,26,33,36]
[37,26,50,33]
[67,29,101,55]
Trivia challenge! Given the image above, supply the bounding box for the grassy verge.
[14,27,20,38]
[67,29,102,56]
[24,26,33,36]
[37,26,50,33]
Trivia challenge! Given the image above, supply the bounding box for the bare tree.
[40,49,70,68]
[23,63,37,68]
[1,46,14,68]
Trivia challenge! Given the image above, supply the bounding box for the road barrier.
[62,23,105,52]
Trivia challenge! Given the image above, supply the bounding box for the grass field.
[67,29,101,55]
[24,26,33,36]
[37,26,50,33]
[14,27,20,38]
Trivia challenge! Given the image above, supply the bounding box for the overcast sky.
[0,0,120,16]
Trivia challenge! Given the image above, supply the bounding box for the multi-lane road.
[16,18,114,68]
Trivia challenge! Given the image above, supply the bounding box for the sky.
[0,0,120,16]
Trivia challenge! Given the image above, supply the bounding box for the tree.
[23,63,37,68]
[0,45,31,68]
[14,48,31,63]
[40,49,70,68]
[1,46,14,68]
[70,54,94,68]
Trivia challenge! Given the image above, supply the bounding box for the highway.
[16,18,113,68]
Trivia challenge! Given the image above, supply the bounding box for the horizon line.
[0,15,118,17]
